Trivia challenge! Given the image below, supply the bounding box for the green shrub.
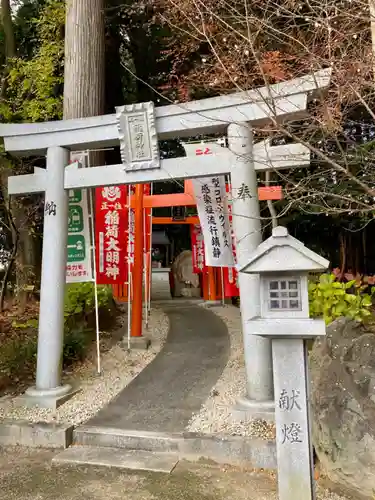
[63,283,113,363]
[309,273,374,324]
[0,335,37,379]
[0,284,114,385]
[11,318,38,329]
[0,326,94,381]
[63,326,93,366]
[64,283,113,326]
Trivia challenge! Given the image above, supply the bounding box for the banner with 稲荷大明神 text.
[95,185,129,284]
[190,224,206,273]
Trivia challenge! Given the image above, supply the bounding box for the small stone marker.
[239,226,329,500]
[273,338,315,499]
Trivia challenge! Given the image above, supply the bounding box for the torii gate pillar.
[26,147,77,407]
[228,124,274,418]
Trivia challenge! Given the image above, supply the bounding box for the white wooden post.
[228,123,274,418]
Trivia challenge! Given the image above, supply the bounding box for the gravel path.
[0,307,169,425]
[187,304,275,440]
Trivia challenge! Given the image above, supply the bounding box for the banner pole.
[127,262,131,351]
[148,182,153,314]
[144,252,148,328]
[143,204,148,328]
[220,267,225,306]
[127,185,132,350]
[87,151,101,374]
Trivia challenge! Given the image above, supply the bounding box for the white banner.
[66,152,93,283]
[182,142,234,267]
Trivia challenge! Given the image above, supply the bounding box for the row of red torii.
[107,143,284,309]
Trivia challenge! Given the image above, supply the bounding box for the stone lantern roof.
[238,226,329,275]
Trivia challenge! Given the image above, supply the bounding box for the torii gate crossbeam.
[0,69,330,155]
[8,143,309,194]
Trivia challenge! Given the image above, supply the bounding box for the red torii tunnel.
[112,180,282,338]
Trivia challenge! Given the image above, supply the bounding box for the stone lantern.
[239,226,329,500]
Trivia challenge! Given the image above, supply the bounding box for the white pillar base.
[205,300,222,307]
[120,337,151,351]
[18,384,79,410]
[232,396,275,422]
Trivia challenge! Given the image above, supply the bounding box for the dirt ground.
[0,446,354,500]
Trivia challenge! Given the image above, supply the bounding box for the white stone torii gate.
[0,68,331,410]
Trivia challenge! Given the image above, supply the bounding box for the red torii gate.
[112,180,282,338]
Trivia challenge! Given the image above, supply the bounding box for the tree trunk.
[64,0,105,125]
[370,0,375,79]
[1,1,38,312]
[1,0,15,58]
[14,197,38,311]
[0,167,17,312]
[63,0,105,299]
[0,0,15,99]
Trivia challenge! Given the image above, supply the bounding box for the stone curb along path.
[0,419,73,449]
[0,418,277,471]
[69,426,277,469]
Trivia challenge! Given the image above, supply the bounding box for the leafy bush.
[63,326,93,366]
[0,284,114,387]
[11,318,38,329]
[0,335,37,379]
[64,283,113,326]
[0,325,93,382]
[63,283,113,363]
[309,273,374,324]
[0,1,65,123]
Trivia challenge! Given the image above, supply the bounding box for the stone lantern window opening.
[260,273,309,320]
[267,277,302,311]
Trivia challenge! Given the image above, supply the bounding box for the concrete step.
[73,426,277,469]
[53,445,179,473]
[74,426,182,452]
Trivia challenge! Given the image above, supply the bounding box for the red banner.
[143,183,152,287]
[95,185,128,284]
[144,184,151,258]
[223,266,239,297]
[191,224,206,273]
[125,185,136,273]
[223,183,239,296]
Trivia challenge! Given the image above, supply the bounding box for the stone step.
[73,426,277,469]
[74,426,182,452]
[53,445,179,473]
